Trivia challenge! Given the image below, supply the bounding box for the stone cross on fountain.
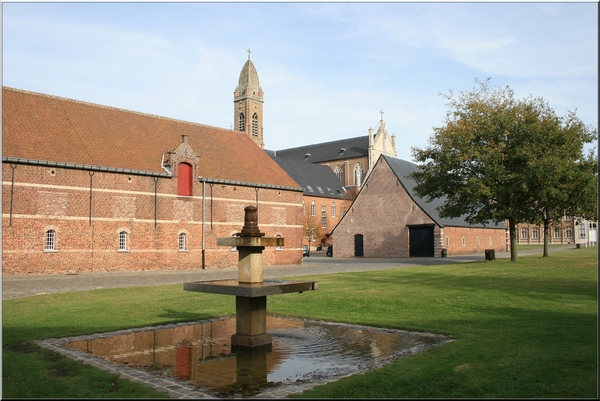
[184,205,317,348]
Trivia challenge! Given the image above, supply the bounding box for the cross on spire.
[379,109,384,121]
[247,49,251,59]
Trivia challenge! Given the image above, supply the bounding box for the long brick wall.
[2,163,303,275]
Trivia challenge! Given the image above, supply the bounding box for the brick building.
[266,153,349,250]
[515,218,597,246]
[2,84,303,275]
[333,155,507,258]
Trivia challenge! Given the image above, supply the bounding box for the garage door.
[409,226,434,257]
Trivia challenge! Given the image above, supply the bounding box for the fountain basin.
[183,279,318,297]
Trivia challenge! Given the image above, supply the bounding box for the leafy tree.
[410,78,597,261]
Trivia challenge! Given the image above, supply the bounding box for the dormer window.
[178,163,192,196]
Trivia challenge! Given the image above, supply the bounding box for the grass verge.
[3,247,597,398]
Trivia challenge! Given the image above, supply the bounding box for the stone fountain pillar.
[184,205,317,348]
[228,206,277,347]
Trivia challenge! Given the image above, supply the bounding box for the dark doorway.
[354,234,364,257]
[409,226,434,257]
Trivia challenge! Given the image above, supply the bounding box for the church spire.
[233,51,264,148]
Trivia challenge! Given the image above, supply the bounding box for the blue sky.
[3,2,597,160]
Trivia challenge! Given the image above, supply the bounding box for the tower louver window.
[252,113,258,137]
[238,113,245,132]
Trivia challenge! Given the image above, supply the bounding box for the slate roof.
[382,155,506,229]
[272,136,369,163]
[266,150,347,198]
[2,87,300,189]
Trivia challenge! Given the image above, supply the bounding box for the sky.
[2,1,598,161]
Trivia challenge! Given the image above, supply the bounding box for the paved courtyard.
[2,247,567,300]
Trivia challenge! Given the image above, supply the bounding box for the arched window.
[489,236,493,245]
[275,234,282,250]
[354,163,364,186]
[45,230,56,251]
[445,236,450,247]
[238,113,245,132]
[334,166,343,182]
[251,113,259,137]
[311,201,316,216]
[179,233,187,251]
[462,236,466,246]
[119,231,128,251]
[178,163,192,196]
[476,236,480,246]
[321,205,327,228]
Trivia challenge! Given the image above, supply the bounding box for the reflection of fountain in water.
[66,316,448,398]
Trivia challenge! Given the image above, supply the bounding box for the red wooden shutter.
[177,163,192,196]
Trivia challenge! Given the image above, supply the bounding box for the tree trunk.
[543,218,550,257]
[508,217,518,262]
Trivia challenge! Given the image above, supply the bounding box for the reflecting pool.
[64,316,449,398]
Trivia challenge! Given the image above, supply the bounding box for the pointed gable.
[2,87,300,189]
[381,155,505,229]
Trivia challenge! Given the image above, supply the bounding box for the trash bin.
[485,249,495,261]
[441,248,448,257]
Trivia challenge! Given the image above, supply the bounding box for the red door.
[178,163,192,196]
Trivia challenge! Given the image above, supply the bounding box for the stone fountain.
[184,205,318,348]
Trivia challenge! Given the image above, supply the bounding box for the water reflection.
[66,317,443,398]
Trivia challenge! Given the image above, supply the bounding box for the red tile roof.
[2,87,300,188]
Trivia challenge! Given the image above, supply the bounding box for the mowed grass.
[3,247,597,398]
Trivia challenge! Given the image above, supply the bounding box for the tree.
[410,78,597,262]
[303,214,325,248]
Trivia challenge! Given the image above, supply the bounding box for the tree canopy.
[411,79,597,261]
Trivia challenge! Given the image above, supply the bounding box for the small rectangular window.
[119,232,128,251]
[45,230,56,251]
[179,233,187,251]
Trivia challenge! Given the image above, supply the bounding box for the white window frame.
[179,233,187,251]
[311,201,316,217]
[45,230,56,252]
[331,203,336,218]
[321,205,327,228]
[118,231,128,252]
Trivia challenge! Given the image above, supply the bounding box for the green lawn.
[3,247,597,398]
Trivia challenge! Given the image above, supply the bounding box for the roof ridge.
[276,135,368,152]
[2,86,237,134]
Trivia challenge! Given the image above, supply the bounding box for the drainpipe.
[202,179,206,269]
[9,164,16,226]
[88,171,94,225]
